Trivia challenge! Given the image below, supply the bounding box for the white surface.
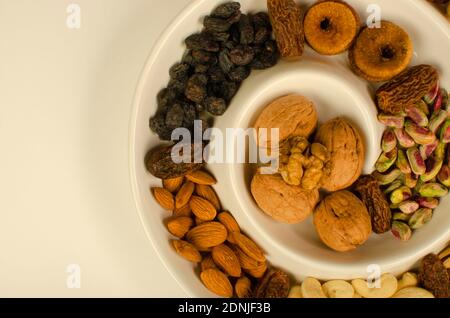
[0,0,189,297]
[131,0,450,297]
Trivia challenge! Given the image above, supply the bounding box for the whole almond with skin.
[175,181,195,209]
[190,195,217,221]
[235,276,252,298]
[167,217,193,238]
[201,255,217,272]
[173,204,192,217]
[163,176,184,193]
[217,212,240,243]
[212,244,241,277]
[244,261,267,279]
[171,240,202,263]
[186,170,217,185]
[195,217,207,225]
[232,246,260,270]
[231,232,265,263]
[200,269,233,298]
[186,222,227,249]
[195,184,221,210]
[152,187,174,210]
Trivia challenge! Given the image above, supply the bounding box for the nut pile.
[150,2,280,140]
[373,65,449,241]
[152,168,292,298]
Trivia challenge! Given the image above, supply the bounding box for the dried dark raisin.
[219,49,233,73]
[205,97,227,116]
[169,62,190,80]
[226,11,242,25]
[185,74,208,103]
[208,32,230,43]
[204,16,232,33]
[239,14,254,45]
[185,33,219,52]
[182,103,198,128]
[195,64,210,74]
[211,2,241,19]
[192,50,217,65]
[165,103,185,130]
[253,13,271,45]
[157,88,176,110]
[149,115,171,141]
[208,66,226,83]
[228,66,250,82]
[168,78,186,95]
[229,45,255,66]
[222,81,238,102]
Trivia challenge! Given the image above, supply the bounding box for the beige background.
[0,0,190,297]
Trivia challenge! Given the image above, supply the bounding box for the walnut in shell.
[251,173,319,224]
[254,94,318,148]
[313,191,372,252]
[315,118,365,192]
[354,175,392,234]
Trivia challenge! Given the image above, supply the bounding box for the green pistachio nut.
[405,120,436,145]
[396,149,411,174]
[376,148,398,173]
[399,200,420,214]
[416,197,439,209]
[382,129,397,153]
[437,165,450,187]
[384,180,403,194]
[435,142,446,160]
[408,208,433,230]
[419,139,439,159]
[404,173,419,189]
[419,183,449,198]
[393,212,412,222]
[390,186,412,204]
[420,157,444,182]
[391,221,412,241]
[394,128,416,148]
[378,113,405,128]
[440,120,450,144]
[428,110,447,134]
[373,169,402,186]
[423,83,439,105]
[406,147,426,175]
[406,105,429,127]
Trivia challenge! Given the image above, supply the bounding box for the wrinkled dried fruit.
[211,2,241,19]
[201,269,233,298]
[375,148,398,173]
[235,276,252,298]
[382,129,397,153]
[408,208,433,230]
[418,254,450,298]
[355,175,392,234]
[376,65,439,115]
[185,33,220,52]
[146,144,204,180]
[171,239,202,263]
[212,244,241,277]
[377,113,405,128]
[419,183,448,198]
[255,270,290,298]
[373,169,402,186]
[407,147,426,175]
[391,221,412,241]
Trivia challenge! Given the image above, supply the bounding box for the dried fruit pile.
[150,2,280,141]
[372,65,449,241]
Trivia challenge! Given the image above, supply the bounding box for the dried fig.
[315,118,365,192]
[313,191,372,252]
[254,269,290,298]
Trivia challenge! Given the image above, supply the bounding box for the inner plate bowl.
[130,0,450,296]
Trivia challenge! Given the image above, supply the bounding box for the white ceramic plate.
[130,0,450,297]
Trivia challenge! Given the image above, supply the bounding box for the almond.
[235,276,252,298]
[200,269,233,298]
[173,204,192,217]
[171,240,202,263]
[186,170,217,185]
[152,187,174,210]
[244,261,268,279]
[217,212,240,243]
[212,244,241,277]
[175,181,195,208]
[190,195,217,221]
[195,217,207,225]
[201,255,218,272]
[232,246,259,270]
[231,232,265,263]
[163,176,184,193]
[195,184,221,210]
[186,222,227,249]
[167,217,193,238]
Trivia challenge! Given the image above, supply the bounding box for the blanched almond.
[301,277,326,298]
[186,222,227,249]
[166,217,193,238]
[175,181,195,209]
[171,240,202,263]
[190,195,217,221]
[187,170,217,185]
[195,184,221,210]
[200,269,233,298]
[231,232,265,263]
[152,187,174,210]
[212,244,241,277]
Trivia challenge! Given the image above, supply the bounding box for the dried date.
[418,254,450,298]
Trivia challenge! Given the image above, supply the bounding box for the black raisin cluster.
[150,2,280,141]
